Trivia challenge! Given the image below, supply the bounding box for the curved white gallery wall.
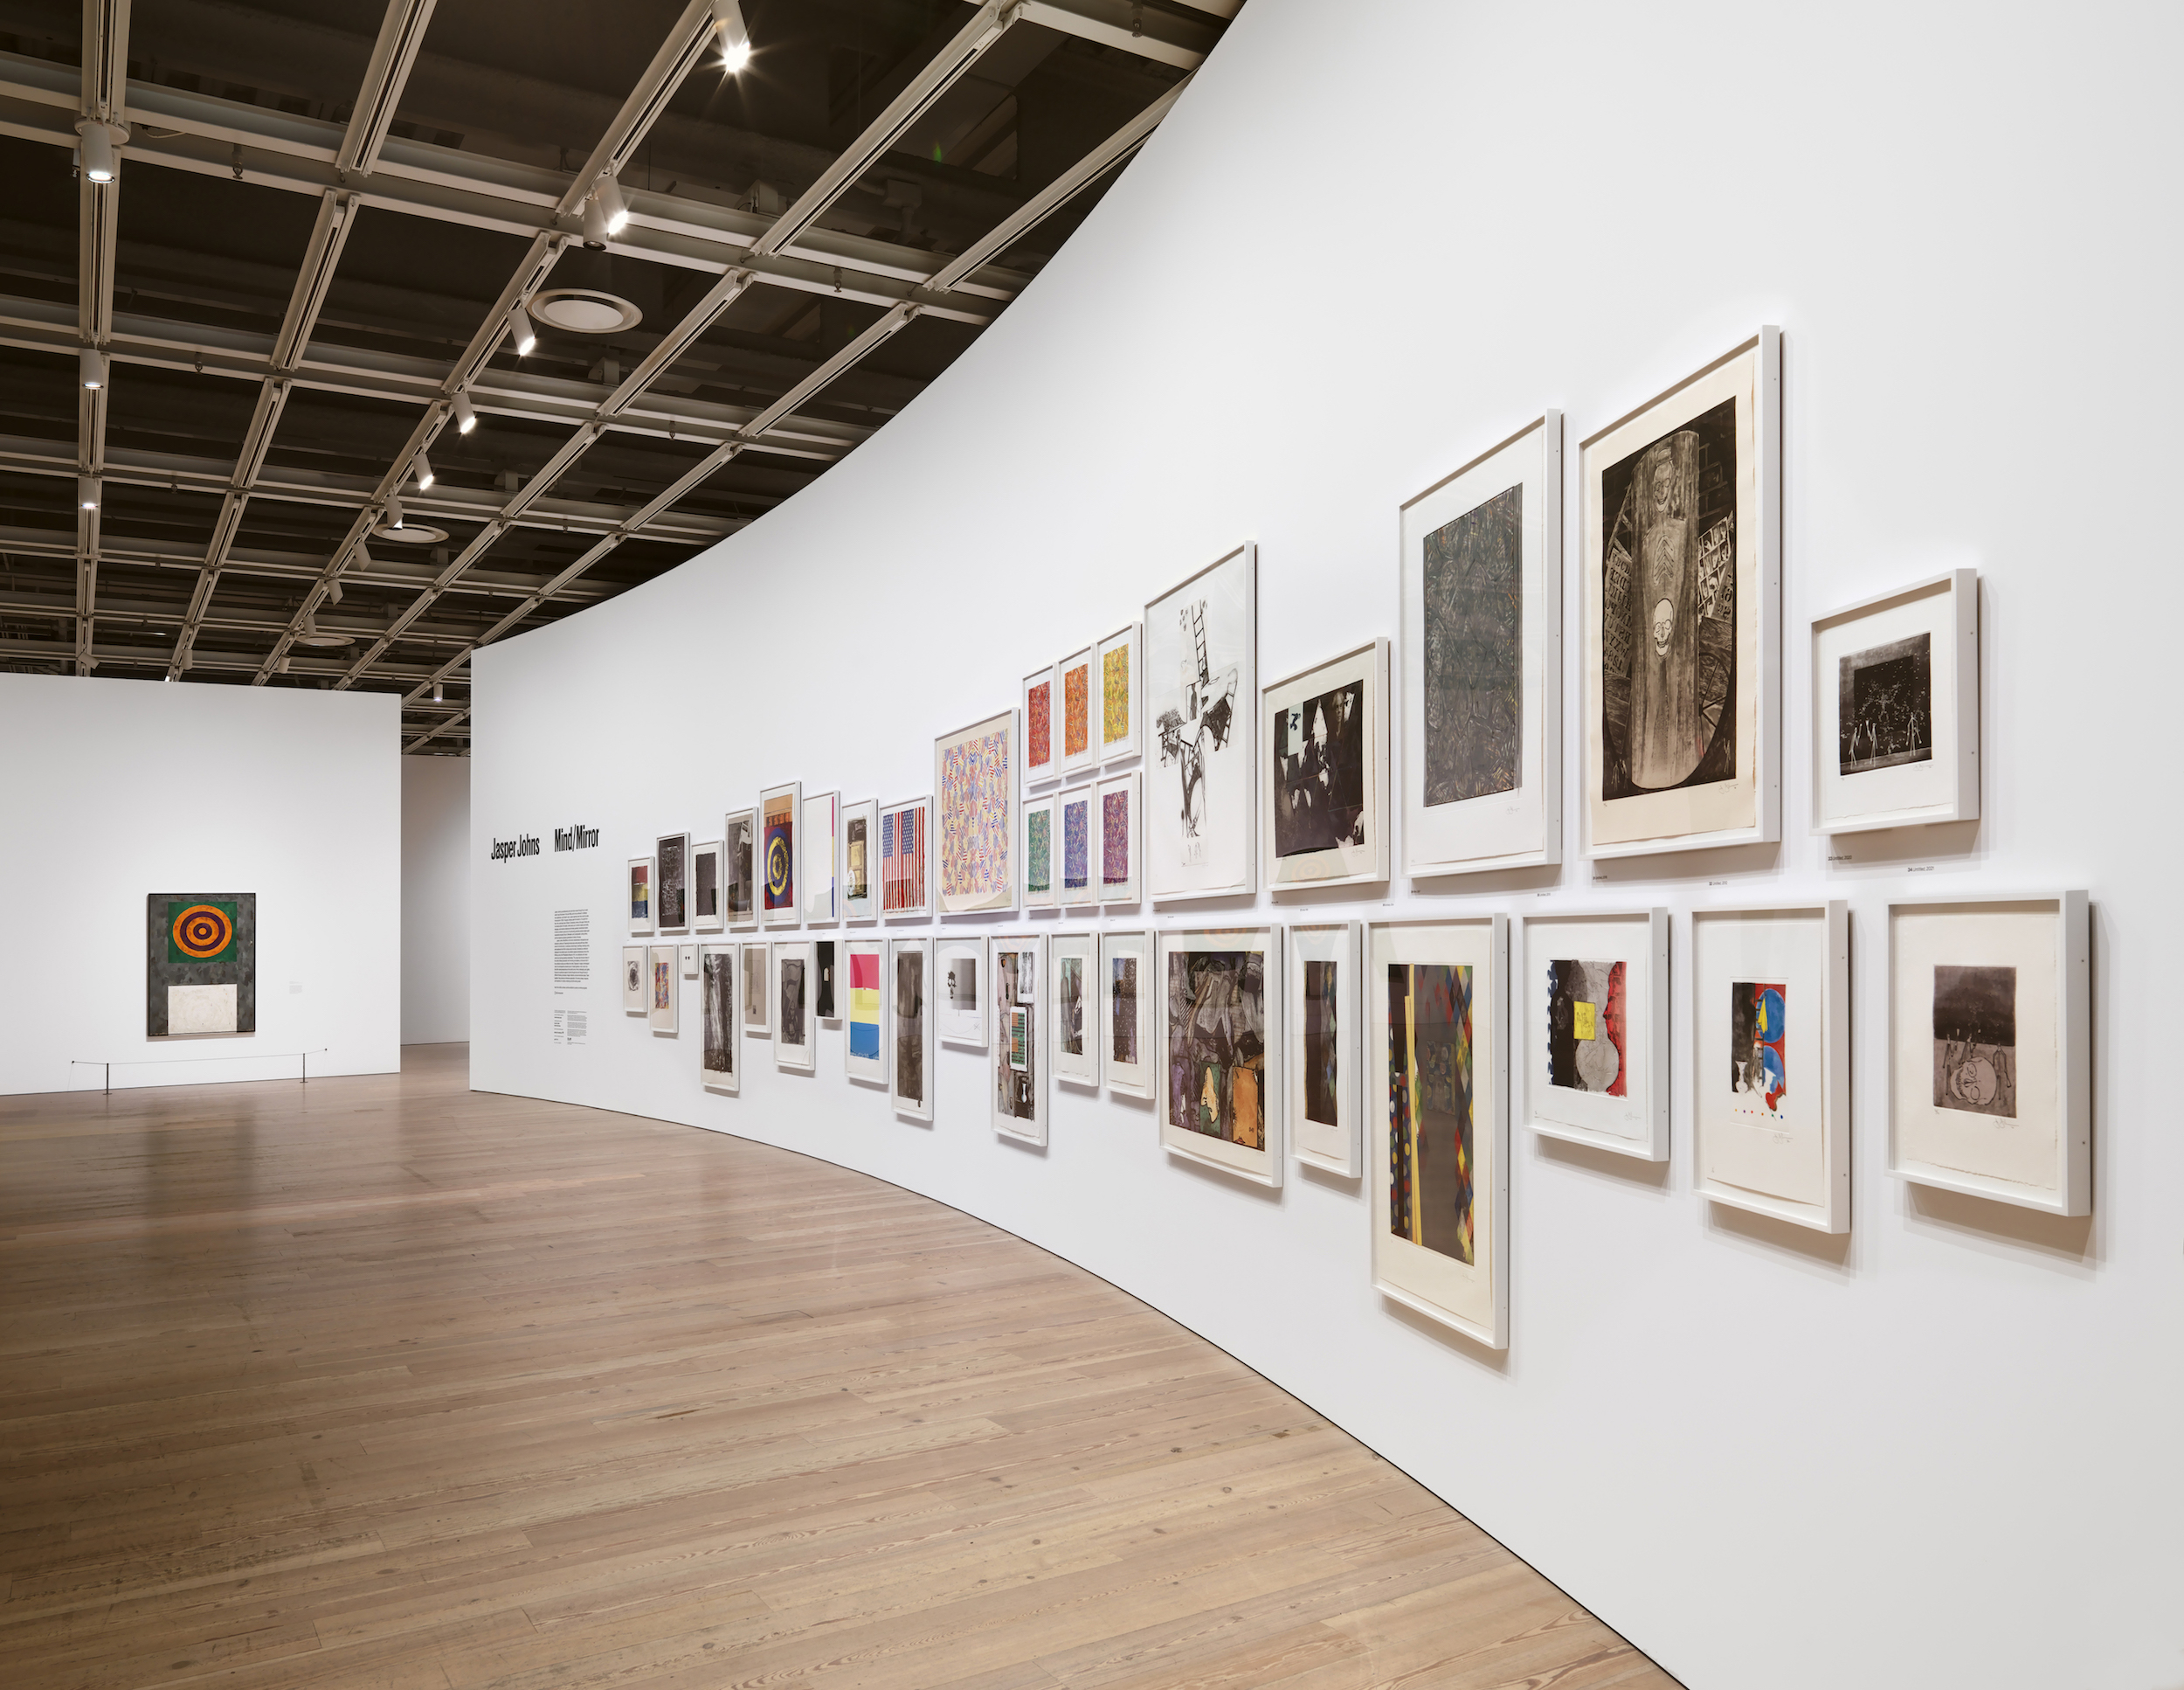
[470,3,2184,1684]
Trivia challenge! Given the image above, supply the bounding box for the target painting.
[147,892,256,1039]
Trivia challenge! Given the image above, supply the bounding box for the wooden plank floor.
[0,1045,1677,1690]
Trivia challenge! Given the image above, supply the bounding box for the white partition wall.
[467,3,2184,1686]
[402,755,471,1044]
[0,673,401,1093]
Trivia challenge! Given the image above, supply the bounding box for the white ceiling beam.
[1017,0,1210,70]
[336,0,439,180]
[73,0,128,676]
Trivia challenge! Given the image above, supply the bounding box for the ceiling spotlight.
[355,543,373,571]
[595,174,629,237]
[581,192,612,249]
[78,474,98,510]
[386,495,406,530]
[77,120,120,183]
[453,392,477,434]
[79,347,106,389]
[327,578,343,605]
[433,680,444,703]
[713,0,751,71]
[413,453,434,491]
[511,303,537,357]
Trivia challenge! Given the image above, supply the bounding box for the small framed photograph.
[1102,930,1153,1098]
[1021,793,1057,910]
[1158,926,1282,1186]
[722,808,757,930]
[700,942,740,1093]
[1690,902,1850,1234]
[1052,930,1099,1089]
[620,944,646,1014]
[1264,636,1390,890]
[880,794,931,919]
[1369,916,1510,1348]
[1402,414,1562,876]
[1813,570,1979,835]
[646,944,678,1035]
[841,800,878,921]
[742,940,772,1038]
[1519,909,1670,1161]
[1022,662,1059,787]
[678,942,698,979]
[804,791,840,924]
[891,939,933,1121]
[627,855,655,935]
[1286,921,1361,1177]
[936,937,986,1049]
[1057,643,1097,776]
[813,939,837,1019]
[1097,620,1142,765]
[1095,769,1141,904]
[1056,784,1098,907]
[935,709,1019,917]
[991,934,1047,1145]
[1581,332,1782,859]
[772,939,814,1070]
[1888,892,2089,1216]
[845,938,887,1086]
[1145,543,1258,901]
[758,781,802,927]
[656,833,690,932]
[691,838,724,932]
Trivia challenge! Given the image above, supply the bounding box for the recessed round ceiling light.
[531,287,644,335]
[370,520,450,545]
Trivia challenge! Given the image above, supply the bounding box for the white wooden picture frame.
[1690,901,1850,1233]
[1158,926,1283,1187]
[626,855,655,936]
[1144,543,1258,902]
[1096,620,1142,765]
[1287,920,1361,1177]
[699,941,740,1094]
[1052,930,1100,1089]
[934,709,1019,917]
[891,939,934,1122]
[1401,413,1562,876]
[646,943,678,1035]
[1056,784,1098,907]
[742,939,772,1038]
[937,937,986,1049]
[803,791,840,925]
[1102,929,1153,1098]
[1022,661,1060,788]
[691,838,724,933]
[1022,793,1057,911]
[1264,636,1390,890]
[620,944,646,1014]
[723,807,758,931]
[845,937,887,1086]
[841,799,878,922]
[758,781,802,928]
[1095,769,1141,904]
[1369,915,1510,1348]
[656,832,691,933]
[1887,892,2089,1216]
[880,793,931,920]
[1519,909,1670,1162]
[772,939,815,1070]
[1812,569,1980,835]
[991,933,1047,1145]
[1057,643,1097,777]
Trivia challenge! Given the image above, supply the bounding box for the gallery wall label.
[555,824,601,851]
[490,835,543,862]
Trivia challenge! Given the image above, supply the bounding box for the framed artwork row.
[1023,621,1144,788]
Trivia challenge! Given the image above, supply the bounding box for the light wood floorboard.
[0,1044,1678,1689]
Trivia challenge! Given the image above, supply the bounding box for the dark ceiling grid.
[0,0,1234,751]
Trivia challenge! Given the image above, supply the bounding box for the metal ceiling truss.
[16,0,1217,744]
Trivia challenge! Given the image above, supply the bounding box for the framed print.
[1052,931,1099,1088]
[1022,793,1057,910]
[1690,902,1850,1233]
[772,939,814,1071]
[647,944,677,1034]
[1096,770,1141,904]
[880,794,930,919]
[935,709,1018,916]
[1265,637,1390,890]
[1058,643,1096,776]
[1520,909,1669,1161]
[691,839,724,933]
[1581,331,1781,858]
[1102,929,1153,1098]
[1814,570,1980,835]
[1056,785,1097,907]
[1022,662,1059,787]
[621,945,646,1014]
[656,833,689,932]
[723,808,757,930]
[1158,926,1282,1186]
[1145,543,1258,901]
[845,938,887,1085]
[700,942,740,1093]
[742,940,771,1037]
[627,855,655,935]
[991,934,1047,1145]
[804,791,840,924]
[1370,916,1510,1348]
[892,939,934,1121]
[841,800,878,920]
[937,939,987,1049]
[1286,921,1361,1177]
[1888,893,2089,1216]
[814,940,837,1019]
[678,942,698,979]
[759,782,801,927]
[1097,620,1142,765]
[1401,414,1561,876]
[146,894,256,1040]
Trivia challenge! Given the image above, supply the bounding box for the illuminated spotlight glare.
[79,346,106,389]
[79,121,117,182]
[595,174,629,236]
[414,453,434,491]
[78,475,98,509]
[453,392,477,433]
[511,303,537,357]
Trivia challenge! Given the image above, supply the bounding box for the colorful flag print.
[881,804,926,913]
[1102,790,1130,886]
[849,948,882,1060]
[1102,645,1130,745]
[939,728,1010,905]
[1064,661,1090,758]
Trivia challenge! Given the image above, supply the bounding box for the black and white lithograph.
[780,957,807,1047]
[702,952,733,1077]
[1600,396,1738,799]
[694,846,719,924]
[657,835,688,930]
[1273,681,1365,858]
[947,952,978,1018]
[1422,483,1522,806]
[815,940,836,1019]
[895,949,926,1105]
[724,813,755,921]
[1146,546,1255,898]
[1933,964,2016,1118]
[742,943,767,1030]
[1839,633,1932,774]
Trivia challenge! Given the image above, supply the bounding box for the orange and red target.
[170,903,234,960]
